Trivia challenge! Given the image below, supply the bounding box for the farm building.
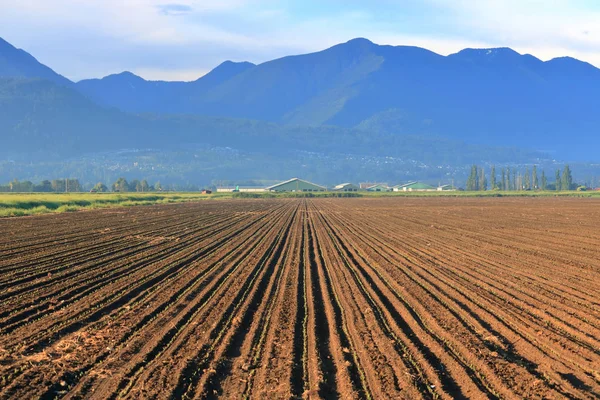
[216,186,266,193]
[366,184,391,192]
[360,182,387,189]
[437,185,456,191]
[333,183,360,192]
[267,178,326,192]
[394,182,436,192]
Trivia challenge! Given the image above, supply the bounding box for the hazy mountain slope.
[106,38,597,159]
[325,43,600,158]
[76,72,188,113]
[0,38,72,87]
[76,61,255,113]
[189,38,386,122]
[0,77,544,167]
[2,37,600,160]
[0,78,149,156]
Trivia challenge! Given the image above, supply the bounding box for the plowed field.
[0,198,599,399]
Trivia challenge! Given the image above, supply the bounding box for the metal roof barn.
[267,178,326,192]
[366,184,390,192]
[333,183,360,191]
[394,182,436,191]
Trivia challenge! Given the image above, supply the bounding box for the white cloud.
[157,4,193,16]
[418,0,600,59]
[0,0,598,80]
[134,67,209,81]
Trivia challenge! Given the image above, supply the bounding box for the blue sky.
[1,0,598,81]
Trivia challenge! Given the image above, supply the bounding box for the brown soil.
[0,198,599,399]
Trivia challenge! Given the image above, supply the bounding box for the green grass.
[1,190,598,217]
[0,192,234,217]
[359,190,600,198]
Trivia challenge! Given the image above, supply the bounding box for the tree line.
[466,165,578,191]
[0,178,164,193]
[0,179,82,193]
[97,178,157,193]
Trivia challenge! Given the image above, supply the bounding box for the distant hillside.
[0,77,544,168]
[76,61,255,113]
[65,38,600,159]
[0,78,147,156]
[0,38,72,87]
[1,36,600,162]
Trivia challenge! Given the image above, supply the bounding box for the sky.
[0,0,599,81]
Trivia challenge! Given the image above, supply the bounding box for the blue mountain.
[0,37,72,87]
[76,61,255,113]
[1,37,600,160]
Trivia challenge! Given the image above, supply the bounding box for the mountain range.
[1,36,599,184]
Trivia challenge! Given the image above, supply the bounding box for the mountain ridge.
[1,37,600,160]
[4,36,597,83]
[0,37,73,86]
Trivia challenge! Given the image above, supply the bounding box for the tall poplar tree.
[479,167,487,191]
[501,168,506,190]
[490,165,497,190]
[555,169,561,191]
[541,170,547,191]
[466,165,478,191]
[562,165,573,191]
[524,168,531,190]
[532,165,539,190]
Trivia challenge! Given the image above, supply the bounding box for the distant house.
[436,185,456,191]
[393,182,436,192]
[366,184,390,192]
[333,183,360,192]
[201,189,212,194]
[267,178,326,192]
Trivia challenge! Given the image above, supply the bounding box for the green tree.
[524,168,531,190]
[541,170,547,191]
[154,181,162,191]
[92,182,108,192]
[506,167,511,191]
[478,167,487,191]
[490,165,497,190]
[66,179,81,192]
[112,177,129,192]
[501,168,506,190]
[34,180,53,192]
[477,168,487,190]
[51,179,64,192]
[555,169,561,191]
[9,179,34,192]
[140,180,150,192]
[129,179,141,192]
[466,165,478,191]
[532,165,539,190]
[562,165,573,191]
